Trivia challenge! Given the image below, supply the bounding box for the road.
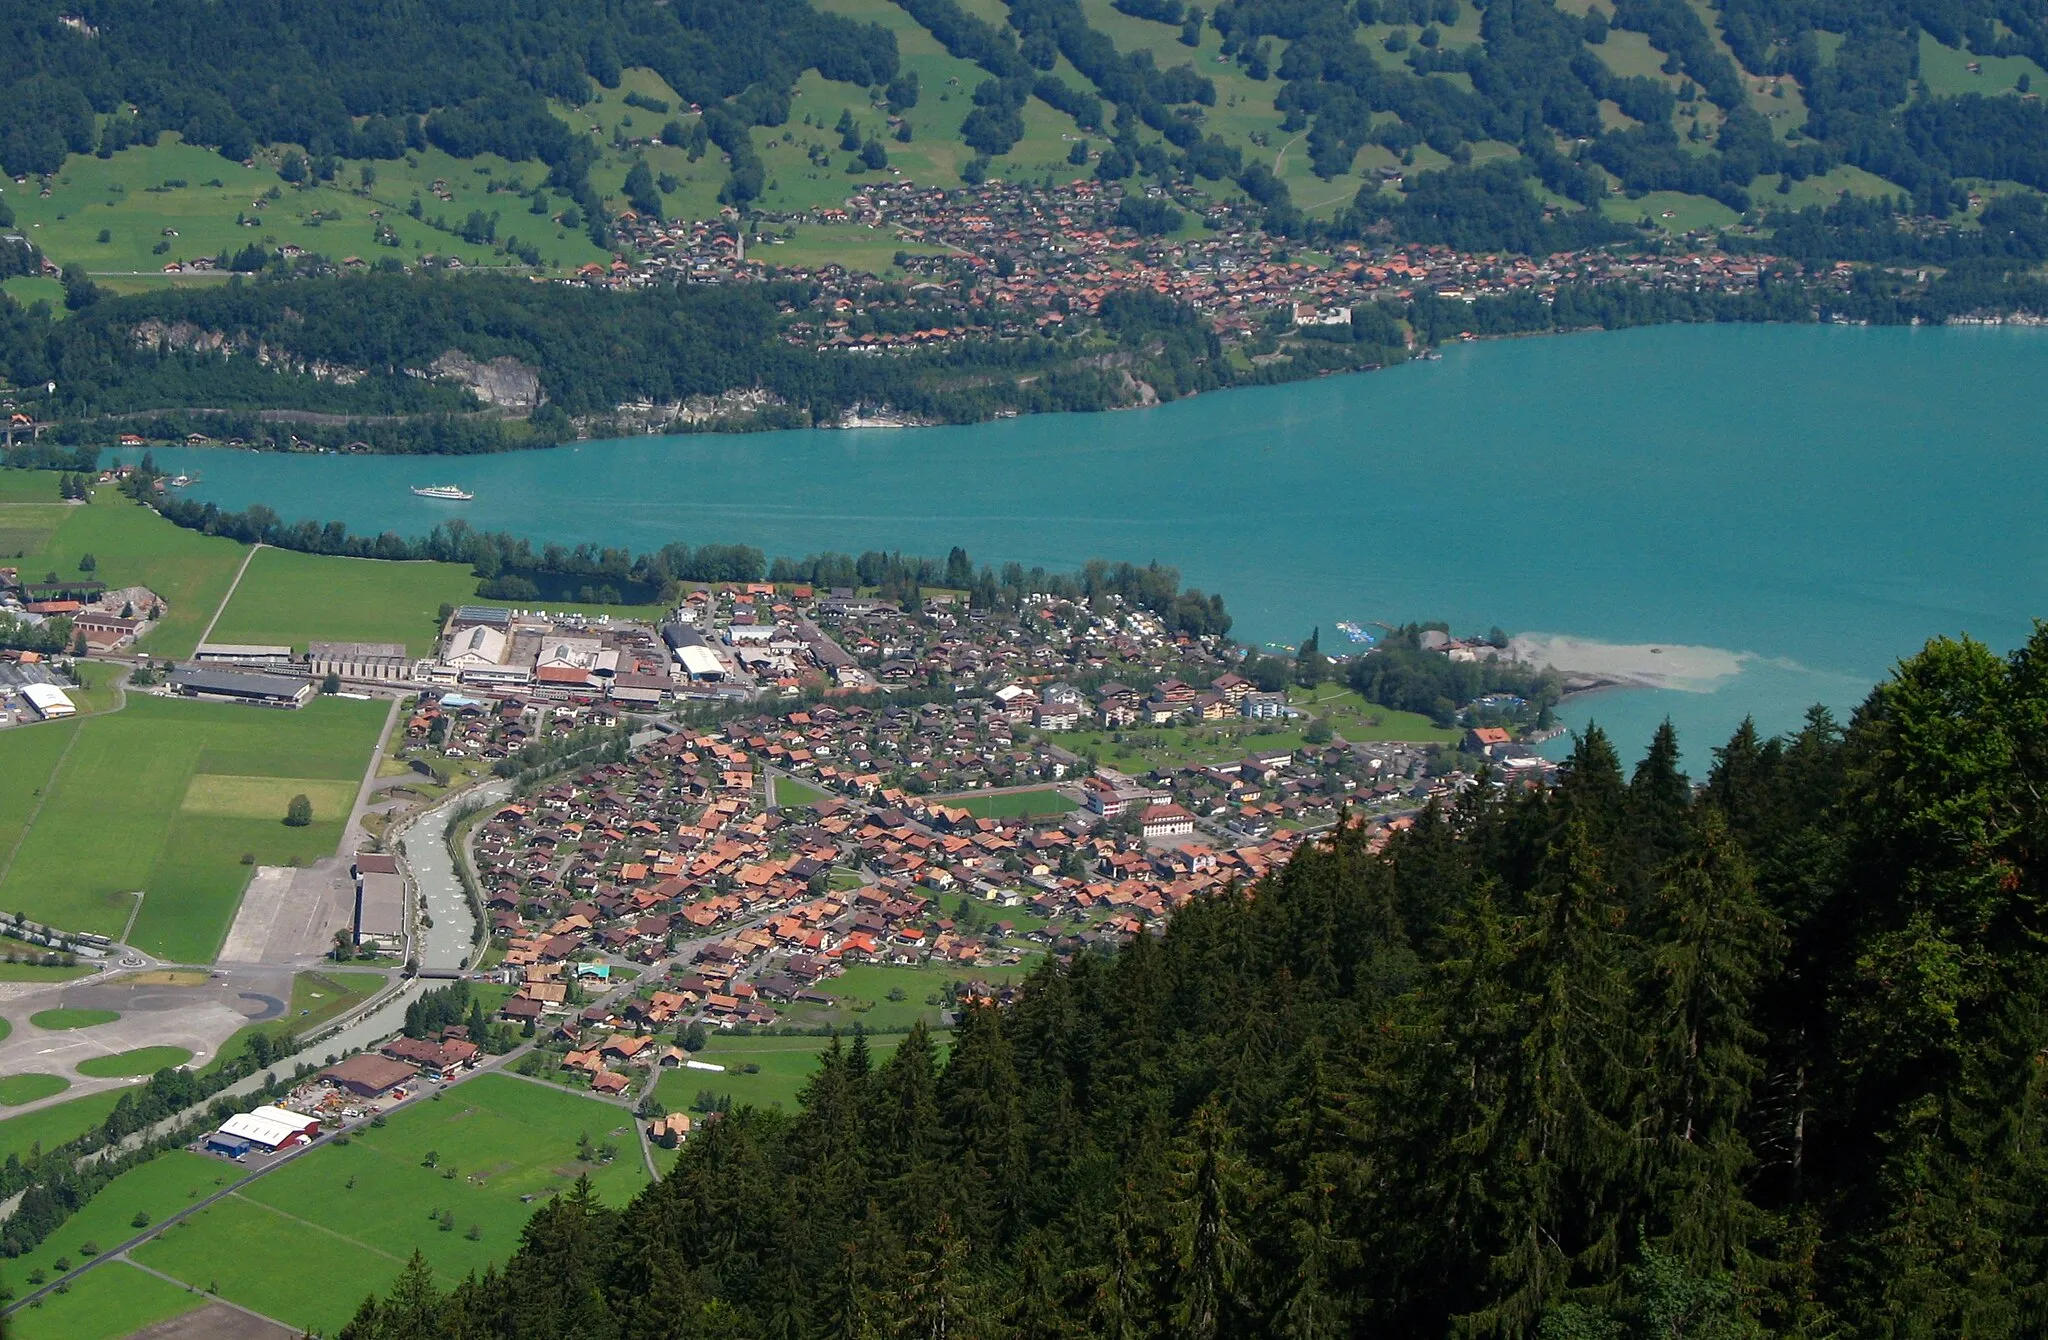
[193,543,262,649]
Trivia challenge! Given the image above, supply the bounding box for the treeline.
[342,626,2048,1337]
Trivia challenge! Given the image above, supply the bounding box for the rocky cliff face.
[130,318,364,385]
[426,350,545,413]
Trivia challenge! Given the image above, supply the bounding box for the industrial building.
[319,1052,419,1098]
[212,1104,322,1152]
[352,851,405,949]
[307,640,411,683]
[20,682,75,719]
[168,666,315,708]
[193,642,295,667]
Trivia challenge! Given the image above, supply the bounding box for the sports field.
[0,480,246,659]
[132,1073,649,1336]
[5,1260,205,1340]
[939,787,1078,820]
[0,694,386,962]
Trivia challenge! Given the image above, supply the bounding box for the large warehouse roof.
[217,1106,319,1150]
[676,645,724,680]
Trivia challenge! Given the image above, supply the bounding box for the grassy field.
[28,1008,119,1030]
[777,961,1034,1032]
[207,547,475,655]
[936,787,1078,819]
[206,542,671,654]
[0,694,387,961]
[5,1260,206,1340]
[0,958,95,983]
[654,1032,914,1115]
[75,1045,195,1078]
[0,1152,230,1292]
[134,1074,649,1336]
[1053,687,1453,773]
[773,776,830,809]
[1916,32,2048,98]
[0,1089,126,1163]
[0,484,248,660]
[0,1074,70,1106]
[2,133,607,278]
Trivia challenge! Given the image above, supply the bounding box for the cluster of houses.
[1,571,164,654]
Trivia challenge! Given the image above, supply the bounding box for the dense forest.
[0,0,895,225]
[341,627,2048,1338]
[0,273,1404,439]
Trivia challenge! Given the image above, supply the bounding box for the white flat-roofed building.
[216,1105,321,1150]
[20,683,75,718]
[676,644,725,681]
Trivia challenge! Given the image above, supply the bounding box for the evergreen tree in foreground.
[342,626,2048,1339]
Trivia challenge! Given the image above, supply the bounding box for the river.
[120,322,2048,765]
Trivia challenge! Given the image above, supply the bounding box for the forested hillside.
[5,0,2046,253]
[336,626,2048,1338]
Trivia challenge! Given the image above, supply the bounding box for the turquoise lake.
[122,322,2048,766]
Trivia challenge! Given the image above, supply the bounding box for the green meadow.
[207,542,670,655]
[5,1260,206,1340]
[0,1151,230,1292]
[206,547,479,655]
[0,694,386,961]
[133,1074,649,1336]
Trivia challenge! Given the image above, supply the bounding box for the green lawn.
[6,133,607,279]
[75,1045,195,1078]
[0,1089,127,1163]
[133,1073,649,1337]
[28,1008,120,1030]
[0,694,387,961]
[773,776,829,809]
[0,1074,70,1106]
[5,1260,206,1340]
[207,543,669,654]
[935,787,1078,820]
[0,486,247,659]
